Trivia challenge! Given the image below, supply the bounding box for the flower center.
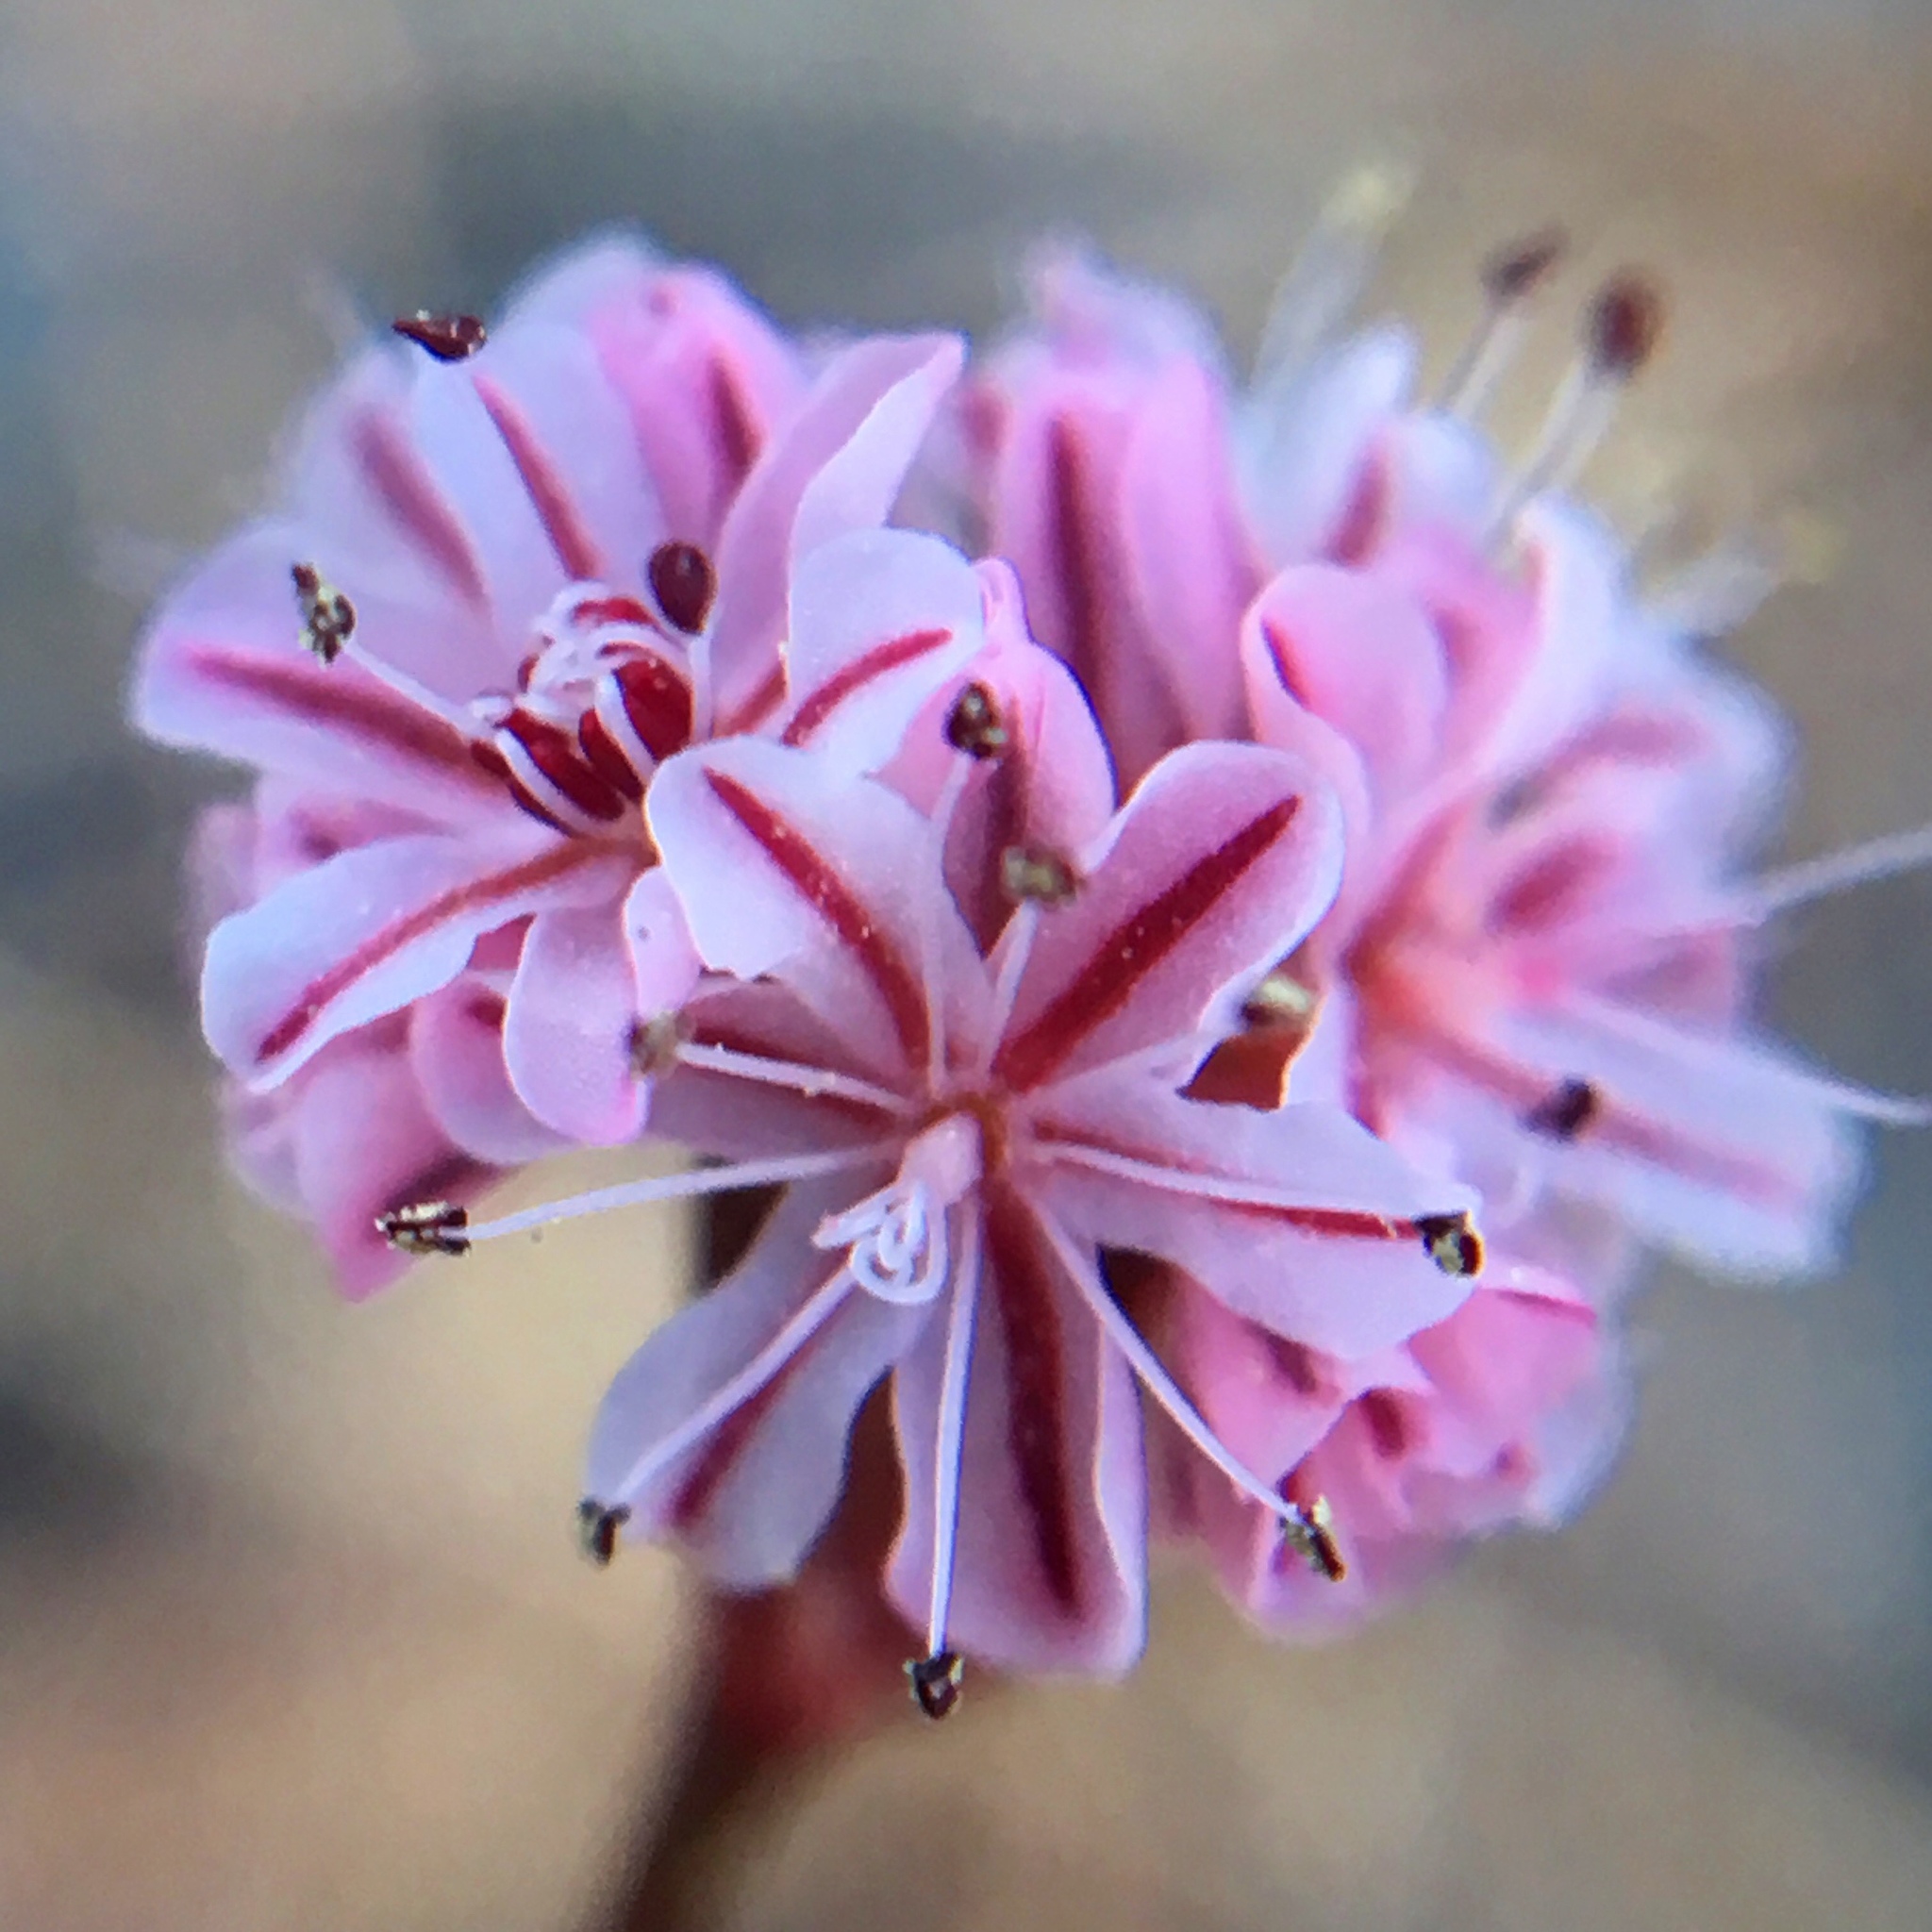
[810,1113,984,1304]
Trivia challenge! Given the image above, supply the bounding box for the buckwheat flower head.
[134,237,980,1287]
[965,218,1929,1283]
[397,575,1485,1702]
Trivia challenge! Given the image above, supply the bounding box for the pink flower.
[1155,1249,1624,1628]
[134,237,981,1283]
[968,238,1924,1281]
[419,608,1482,1696]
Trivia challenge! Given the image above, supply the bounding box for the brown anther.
[575,1499,630,1567]
[1415,1208,1484,1279]
[648,540,717,635]
[1524,1075,1600,1142]
[1281,1496,1347,1583]
[391,311,489,362]
[906,1650,964,1720]
[291,561,356,664]
[627,1011,687,1079]
[1482,225,1568,305]
[944,681,1009,760]
[375,1199,470,1256]
[1000,844,1079,908]
[1586,272,1665,379]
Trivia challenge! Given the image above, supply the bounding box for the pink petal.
[410,978,570,1165]
[132,525,517,824]
[775,527,986,776]
[646,739,991,1086]
[584,1180,925,1589]
[1031,1075,1477,1357]
[502,895,655,1145]
[708,335,966,726]
[993,742,1343,1091]
[1243,562,1450,809]
[888,1187,1147,1674]
[202,826,634,1088]
[285,1031,502,1300]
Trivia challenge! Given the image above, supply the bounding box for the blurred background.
[3,0,1932,1925]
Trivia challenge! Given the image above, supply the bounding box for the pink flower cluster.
[133,225,1921,1708]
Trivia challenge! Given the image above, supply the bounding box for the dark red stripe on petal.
[577,710,646,801]
[779,627,955,749]
[184,645,498,795]
[350,408,490,610]
[703,770,930,1065]
[717,662,787,738]
[1487,835,1619,934]
[472,374,607,582]
[1046,415,1105,706]
[1324,448,1391,567]
[255,839,616,1068]
[994,794,1303,1092]
[708,356,762,495]
[985,1185,1081,1615]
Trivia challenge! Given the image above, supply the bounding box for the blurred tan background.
[3,1,1932,1925]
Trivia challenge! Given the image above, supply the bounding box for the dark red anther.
[576,1500,630,1567]
[496,709,628,824]
[648,540,717,635]
[1525,1075,1601,1141]
[1482,226,1568,304]
[1587,272,1665,378]
[392,311,489,362]
[291,561,355,663]
[376,1199,470,1256]
[611,652,696,763]
[906,1650,964,1720]
[1416,1209,1485,1279]
[944,681,1009,760]
[577,709,647,801]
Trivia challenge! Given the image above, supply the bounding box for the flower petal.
[585,1179,926,1589]
[647,739,991,1086]
[775,527,986,776]
[708,334,966,726]
[888,1186,1147,1674]
[203,826,634,1088]
[993,741,1343,1091]
[410,978,571,1165]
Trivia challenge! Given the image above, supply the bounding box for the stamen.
[375,1199,470,1256]
[392,312,489,362]
[906,1650,965,1721]
[673,1040,917,1116]
[1494,268,1666,530]
[1439,225,1567,419]
[1278,1493,1347,1582]
[647,541,717,636]
[1001,844,1080,908]
[1036,1213,1341,1562]
[575,1498,630,1566]
[1723,819,1932,927]
[629,1011,687,1079]
[458,1141,900,1245]
[979,901,1043,1080]
[944,681,1009,761]
[924,1207,984,1671]
[1524,1075,1600,1141]
[1241,964,1321,1026]
[291,562,355,664]
[1415,1209,1485,1277]
[922,752,976,1091]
